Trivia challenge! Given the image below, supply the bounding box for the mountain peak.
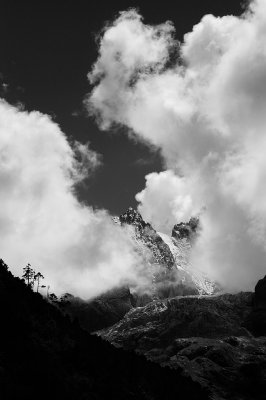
[172,217,199,240]
[119,207,146,229]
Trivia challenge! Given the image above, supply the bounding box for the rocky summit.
[172,216,199,241]
[120,207,176,271]
[118,208,218,297]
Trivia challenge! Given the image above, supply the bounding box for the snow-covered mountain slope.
[116,208,219,297]
[158,232,217,295]
[119,208,175,270]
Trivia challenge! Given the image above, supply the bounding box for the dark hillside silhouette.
[0,259,208,400]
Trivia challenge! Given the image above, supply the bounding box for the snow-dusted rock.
[118,207,219,297]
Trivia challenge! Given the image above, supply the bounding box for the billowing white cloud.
[0,99,152,299]
[88,1,266,291]
[136,170,201,233]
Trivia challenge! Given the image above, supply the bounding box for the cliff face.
[245,275,266,336]
[119,207,176,271]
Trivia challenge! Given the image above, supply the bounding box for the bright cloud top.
[136,170,200,233]
[0,99,151,298]
[88,0,266,291]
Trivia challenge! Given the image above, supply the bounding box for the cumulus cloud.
[136,170,201,233]
[0,99,152,299]
[88,1,266,291]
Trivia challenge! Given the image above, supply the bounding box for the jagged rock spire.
[119,207,146,230]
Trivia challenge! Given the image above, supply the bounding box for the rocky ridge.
[98,291,266,400]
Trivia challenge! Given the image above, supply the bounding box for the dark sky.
[1,0,243,215]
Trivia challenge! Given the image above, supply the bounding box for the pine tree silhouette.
[22,263,35,288]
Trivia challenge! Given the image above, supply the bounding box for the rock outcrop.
[98,291,266,399]
[245,275,266,336]
[172,216,199,241]
[99,293,253,350]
